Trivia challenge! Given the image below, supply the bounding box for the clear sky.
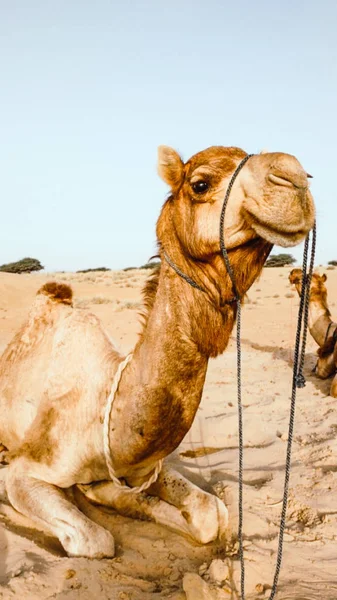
[1,1,336,271]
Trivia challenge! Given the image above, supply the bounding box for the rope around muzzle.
[103,353,163,493]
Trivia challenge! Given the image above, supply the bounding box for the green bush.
[265,254,296,268]
[76,267,111,273]
[139,261,161,270]
[0,257,44,274]
[328,260,337,266]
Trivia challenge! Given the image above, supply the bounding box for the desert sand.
[0,265,337,599]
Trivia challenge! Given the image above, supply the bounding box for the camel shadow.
[241,338,333,396]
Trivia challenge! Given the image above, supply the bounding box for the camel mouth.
[243,208,309,247]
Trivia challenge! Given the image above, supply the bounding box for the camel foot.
[178,487,228,544]
[148,464,228,543]
[59,520,115,559]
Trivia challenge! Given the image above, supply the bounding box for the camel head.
[289,269,328,305]
[156,146,315,259]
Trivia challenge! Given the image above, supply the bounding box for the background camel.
[0,146,315,558]
[289,268,337,396]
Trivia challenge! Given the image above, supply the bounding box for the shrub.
[265,254,296,268]
[328,260,337,266]
[0,257,44,274]
[76,267,111,273]
[139,261,161,270]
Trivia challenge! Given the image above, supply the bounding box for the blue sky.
[1,1,336,271]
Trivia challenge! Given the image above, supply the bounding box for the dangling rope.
[267,223,316,600]
[218,156,317,599]
[296,224,317,388]
[221,220,316,600]
[103,353,163,493]
[219,154,253,599]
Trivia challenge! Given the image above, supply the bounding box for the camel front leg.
[6,459,115,558]
[80,464,228,544]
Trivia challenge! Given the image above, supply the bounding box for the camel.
[289,269,337,396]
[0,146,315,558]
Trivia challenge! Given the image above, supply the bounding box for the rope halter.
[103,353,163,494]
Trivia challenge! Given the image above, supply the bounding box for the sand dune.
[0,266,336,599]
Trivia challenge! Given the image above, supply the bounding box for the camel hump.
[37,282,73,305]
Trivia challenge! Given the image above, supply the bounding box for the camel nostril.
[268,156,310,190]
[268,169,308,190]
[268,173,294,188]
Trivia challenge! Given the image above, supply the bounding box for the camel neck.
[108,268,212,472]
[309,304,333,347]
[109,239,271,474]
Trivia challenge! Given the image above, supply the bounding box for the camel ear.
[321,273,327,282]
[157,146,184,189]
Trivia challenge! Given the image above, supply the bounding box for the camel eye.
[192,181,209,194]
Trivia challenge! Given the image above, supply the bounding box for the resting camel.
[289,269,337,396]
[0,146,315,558]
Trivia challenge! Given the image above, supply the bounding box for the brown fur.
[139,236,271,349]
[120,238,272,465]
[138,264,161,338]
[38,282,73,305]
[289,269,330,314]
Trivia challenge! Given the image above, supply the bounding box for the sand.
[0,265,336,599]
